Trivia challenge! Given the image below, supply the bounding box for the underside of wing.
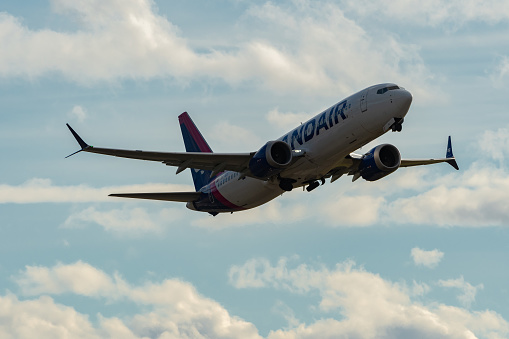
[109,192,202,202]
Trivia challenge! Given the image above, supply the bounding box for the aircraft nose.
[403,89,412,104]
[399,89,412,115]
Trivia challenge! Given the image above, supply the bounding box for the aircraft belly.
[219,177,282,209]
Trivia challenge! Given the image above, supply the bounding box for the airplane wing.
[400,136,459,170]
[66,124,254,177]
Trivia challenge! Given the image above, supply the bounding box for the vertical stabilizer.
[178,112,213,191]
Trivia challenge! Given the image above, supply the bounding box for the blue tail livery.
[178,112,214,191]
[446,136,459,170]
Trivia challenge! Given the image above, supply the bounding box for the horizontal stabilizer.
[400,136,459,170]
[109,192,202,202]
[400,158,457,168]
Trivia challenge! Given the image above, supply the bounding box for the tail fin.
[178,112,213,191]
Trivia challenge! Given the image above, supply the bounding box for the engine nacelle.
[359,144,401,181]
[249,141,292,178]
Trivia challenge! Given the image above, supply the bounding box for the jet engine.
[359,144,401,181]
[249,141,292,178]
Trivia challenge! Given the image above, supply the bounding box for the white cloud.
[411,280,431,297]
[265,108,311,134]
[229,256,306,290]
[0,294,110,339]
[16,261,120,298]
[0,178,193,203]
[0,179,193,235]
[69,105,87,122]
[385,164,509,227]
[209,121,263,151]
[343,0,509,27]
[320,194,386,226]
[271,300,300,330]
[0,0,435,96]
[230,257,508,339]
[12,261,262,339]
[0,0,194,82]
[192,199,308,229]
[0,291,258,339]
[411,247,444,268]
[438,276,484,308]
[492,56,509,87]
[478,125,509,163]
[242,1,436,98]
[63,206,168,235]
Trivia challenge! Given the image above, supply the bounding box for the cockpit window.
[376,85,400,94]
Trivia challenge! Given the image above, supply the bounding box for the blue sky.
[1,0,509,338]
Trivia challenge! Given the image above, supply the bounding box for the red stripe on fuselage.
[210,179,243,210]
[178,112,212,153]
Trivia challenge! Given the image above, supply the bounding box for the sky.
[1,0,509,338]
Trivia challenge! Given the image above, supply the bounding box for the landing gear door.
[360,89,368,112]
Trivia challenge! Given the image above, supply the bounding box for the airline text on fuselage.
[280,100,350,149]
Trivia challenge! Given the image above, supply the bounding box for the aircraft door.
[359,88,379,134]
[360,89,368,112]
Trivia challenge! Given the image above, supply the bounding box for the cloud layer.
[6,259,507,339]
[12,261,261,339]
[63,206,176,235]
[0,178,192,203]
[0,0,436,96]
[229,257,508,339]
[342,0,509,27]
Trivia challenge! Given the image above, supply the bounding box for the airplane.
[67,83,458,216]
